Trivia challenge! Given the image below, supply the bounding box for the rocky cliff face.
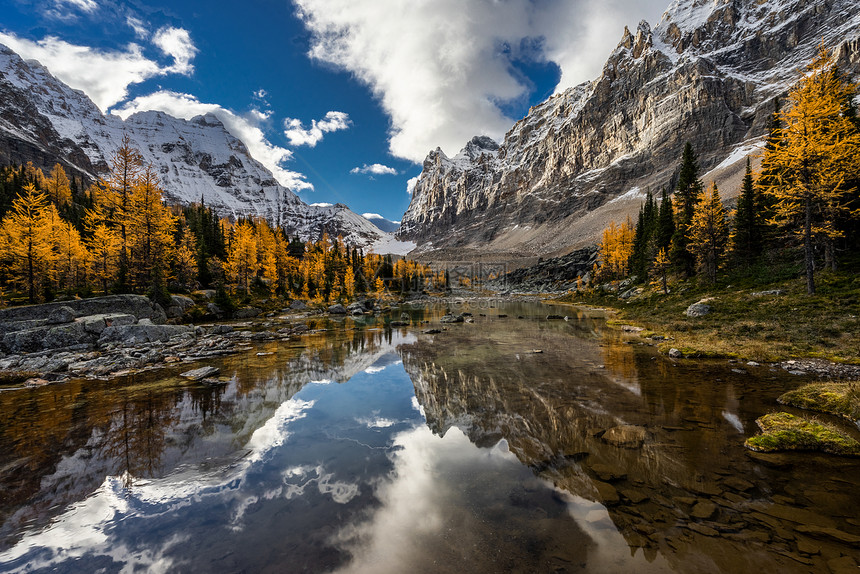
[0,45,384,247]
[398,0,860,259]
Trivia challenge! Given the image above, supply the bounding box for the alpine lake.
[1,300,858,573]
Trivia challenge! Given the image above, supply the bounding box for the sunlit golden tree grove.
[0,144,433,306]
[593,49,859,295]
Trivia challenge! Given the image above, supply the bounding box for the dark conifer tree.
[630,191,657,281]
[731,158,763,265]
[656,187,675,251]
[670,142,702,276]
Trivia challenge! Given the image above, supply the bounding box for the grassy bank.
[778,382,860,421]
[553,265,860,364]
[745,412,860,456]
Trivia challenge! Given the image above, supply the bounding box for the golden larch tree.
[0,184,57,301]
[227,222,257,293]
[128,165,175,289]
[597,218,635,280]
[97,134,144,274]
[45,163,72,206]
[687,182,728,284]
[84,202,121,294]
[759,47,860,294]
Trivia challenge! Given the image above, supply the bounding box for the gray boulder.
[165,295,195,318]
[0,319,49,336]
[668,348,683,358]
[440,314,464,323]
[327,304,347,314]
[290,300,308,310]
[234,307,262,319]
[44,322,93,349]
[685,302,711,318]
[0,295,165,324]
[98,324,193,345]
[3,327,49,353]
[47,306,76,324]
[78,313,136,335]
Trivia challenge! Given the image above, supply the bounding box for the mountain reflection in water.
[0,302,858,573]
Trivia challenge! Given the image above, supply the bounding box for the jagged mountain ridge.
[398,0,860,260]
[0,44,385,247]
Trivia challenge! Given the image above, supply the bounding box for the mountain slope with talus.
[398,0,860,262]
[0,44,385,248]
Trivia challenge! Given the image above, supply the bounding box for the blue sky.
[0,0,667,222]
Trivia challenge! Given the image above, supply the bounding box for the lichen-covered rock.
[685,303,711,317]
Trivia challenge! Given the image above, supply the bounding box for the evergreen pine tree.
[730,158,763,265]
[656,187,675,251]
[670,142,703,276]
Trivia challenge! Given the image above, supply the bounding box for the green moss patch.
[778,382,860,422]
[745,412,860,456]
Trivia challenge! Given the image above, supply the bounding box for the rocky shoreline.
[0,295,384,388]
[1,293,858,389]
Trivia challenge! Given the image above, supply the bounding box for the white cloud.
[294,0,667,162]
[152,26,197,75]
[54,0,98,14]
[405,176,419,195]
[351,163,398,176]
[310,202,333,207]
[126,16,149,39]
[0,32,161,111]
[284,111,351,147]
[0,28,199,111]
[114,91,313,191]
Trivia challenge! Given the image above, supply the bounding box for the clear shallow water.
[0,301,858,573]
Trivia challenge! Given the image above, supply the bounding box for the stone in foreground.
[180,366,221,381]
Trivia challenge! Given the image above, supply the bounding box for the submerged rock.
[602,425,648,448]
[180,366,220,380]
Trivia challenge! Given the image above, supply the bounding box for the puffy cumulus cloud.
[405,176,419,195]
[351,163,398,176]
[0,32,161,111]
[532,0,668,93]
[284,111,352,147]
[114,91,313,191]
[294,0,667,162]
[0,26,200,111]
[153,26,197,74]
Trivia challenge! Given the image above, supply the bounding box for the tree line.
[0,135,433,305]
[595,48,860,295]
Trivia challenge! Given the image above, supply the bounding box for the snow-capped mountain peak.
[0,43,384,247]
